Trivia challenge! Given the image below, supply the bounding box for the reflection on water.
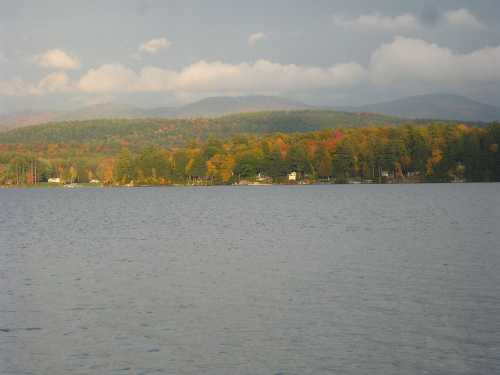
[1,184,500,375]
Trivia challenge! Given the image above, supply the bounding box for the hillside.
[341,94,500,122]
[0,110,412,148]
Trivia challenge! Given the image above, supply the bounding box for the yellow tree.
[207,154,235,184]
[97,158,115,185]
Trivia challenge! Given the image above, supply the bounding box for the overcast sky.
[1,0,500,113]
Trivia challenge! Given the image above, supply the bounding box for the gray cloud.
[419,5,438,27]
[445,9,484,29]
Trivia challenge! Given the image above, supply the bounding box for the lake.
[1,184,499,375]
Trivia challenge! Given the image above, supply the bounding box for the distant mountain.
[2,93,497,132]
[0,96,313,131]
[148,95,312,118]
[340,94,500,122]
[55,102,147,121]
[0,103,146,131]
[0,110,58,131]
[174,95,312,117]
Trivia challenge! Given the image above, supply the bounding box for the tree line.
[1,123,499,185]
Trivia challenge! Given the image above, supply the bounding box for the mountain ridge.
[0,95,311,131]
[338,94,500,122]
[1,93,498,132]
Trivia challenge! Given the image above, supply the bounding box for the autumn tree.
[317,148,332,179]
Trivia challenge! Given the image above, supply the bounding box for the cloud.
[333,12,420,32]
[174,60,366,92]
[76,60,367,94]
[5,38,500,98]
[38,72,72,93]
[139,37,171,54]
[78,64,140,93]
[369,37,500,86]
[0,72,74,96]
[248,32,266,47]
[33,49,80,70]
[419,6,438,27]
[445,9,483,29]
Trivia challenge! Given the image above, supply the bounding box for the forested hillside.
[0,110,458,148]
[1,116,498,185]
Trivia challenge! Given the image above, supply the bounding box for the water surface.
[1,184,499,374]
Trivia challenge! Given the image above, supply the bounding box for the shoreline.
[2,181,495,189]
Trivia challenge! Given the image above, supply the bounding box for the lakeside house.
[288,171,297,181]
[89,179,101,184]
[48,177,61,184]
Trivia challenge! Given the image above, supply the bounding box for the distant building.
[89,179,101,184]
[381,170,390,177]
[288,171,297,181]
[256,173,272,183]
[48,177,61,183]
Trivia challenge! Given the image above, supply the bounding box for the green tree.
[114,149,135,183]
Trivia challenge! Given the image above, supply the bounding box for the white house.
[89,179,101,184]
[48,177,61,183]
[288,171,297,181]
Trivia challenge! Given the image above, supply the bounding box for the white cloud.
[78,64,140,93]
[369,37,500,86]
[248,32,266,47]
[139,37,171,54]
[137,66,177,91]
[0,72,75,96]
[33,49,80,70]
[333,12,420,32]
[38,71,72,93]
[5,38,500,98]
[76,60,367,95]
[445,9,483,29]
[173,60,366,92]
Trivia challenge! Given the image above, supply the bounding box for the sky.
[1,0,500,113]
